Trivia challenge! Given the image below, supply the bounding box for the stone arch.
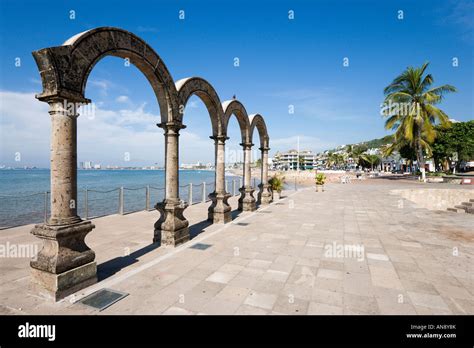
[249,114,269,148]
[175,77,223,136]
[32,26,178,123]
[222,100,251,143]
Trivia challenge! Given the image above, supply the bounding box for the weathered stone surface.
[258,146,272,205]
[222,100,251,143]
[31,261,97,301]
[208,192,232,223]
[31,26,271,301]
[238,187,257,211]
[238,142,257,211]
[31,220,95,274]
[258,183,273,205]
[154,201,190,246]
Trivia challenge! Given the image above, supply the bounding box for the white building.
[273,150,316,170]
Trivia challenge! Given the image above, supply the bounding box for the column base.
[30,220,96,274]
[30,220,96,301]
[208,191,232,223]
[238,186,256,211]
[31,261,97,301]
[257,183,273,205]
[154,200,190,247]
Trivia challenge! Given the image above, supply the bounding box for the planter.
[272,191,281,200]
[316,184,324,192]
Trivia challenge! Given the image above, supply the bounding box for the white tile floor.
[0,181,473,315]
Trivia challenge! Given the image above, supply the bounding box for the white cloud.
[115,95,129,103]
[0,91,215,167]
[187,100,200,109]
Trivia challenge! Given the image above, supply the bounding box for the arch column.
[154,122,190,246]
[208,135,232,223]
[238,142,256,211]
[258,146,272,205]
[30,96,96,301]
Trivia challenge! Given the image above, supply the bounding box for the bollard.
[119,187,124,215]
[84,189,89,220]
[146,185,150,211]
[188,183,193,205]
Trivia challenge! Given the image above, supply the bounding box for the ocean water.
[0,169,250,228]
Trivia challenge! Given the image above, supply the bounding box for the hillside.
[356,135,394,149]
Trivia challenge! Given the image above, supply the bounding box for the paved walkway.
[0,181,473,315]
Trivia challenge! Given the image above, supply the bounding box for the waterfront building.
[273,150,316,170]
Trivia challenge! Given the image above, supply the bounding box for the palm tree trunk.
[415,126,426,181]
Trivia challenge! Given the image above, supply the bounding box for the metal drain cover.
[190,243,212,250]
[78,288,128,311]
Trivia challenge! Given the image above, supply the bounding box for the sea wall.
[390,188,474,211]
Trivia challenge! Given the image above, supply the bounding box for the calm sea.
[0,169,247,228]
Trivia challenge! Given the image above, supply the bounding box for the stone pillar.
[208,135,232,223]
[238,142,256,211]
[30,98,96,301]
[154,122,189,246]
[258,146,272,205]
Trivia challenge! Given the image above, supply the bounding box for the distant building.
[273,150,316,170]
[93,164,101,169]
[83,161,93,169]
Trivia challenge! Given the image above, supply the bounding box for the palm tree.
[346,144,369,169]
[364,154,381,171]
[326,152,345,169]
[383,62,456,181]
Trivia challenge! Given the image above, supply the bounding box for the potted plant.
[268,174,285,200]
[315,173,326,192]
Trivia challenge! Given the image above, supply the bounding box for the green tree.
[432,121,474,172]
[359,154,381,171]
[326,152,345,169]
[346,144,369,167]
[383,62,456,181]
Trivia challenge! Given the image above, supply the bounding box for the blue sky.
[0,0,472,167]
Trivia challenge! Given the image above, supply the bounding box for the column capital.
[37,89,91,105]
[210,135,229,144]
[47,97,90,119]
[259,146,270,152]
[157,122,187,135]
[240,142,254,150]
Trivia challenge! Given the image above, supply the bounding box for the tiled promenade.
[0,181,473,315]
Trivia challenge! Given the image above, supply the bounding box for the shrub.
[315,173,326,185]
[269,174,285,193]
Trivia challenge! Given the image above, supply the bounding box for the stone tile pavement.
[0,182,473,315]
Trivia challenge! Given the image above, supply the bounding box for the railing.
[0,177,256,230]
